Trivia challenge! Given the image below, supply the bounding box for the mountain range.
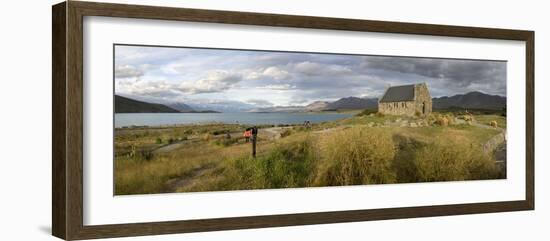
[115,95,180,113]
[115,95,219,113]
[115,91,506,113]
[167,102,195,112]
[432,91,506,110]
[324,97,378,110]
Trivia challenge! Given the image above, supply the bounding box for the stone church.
[378,83,432,116]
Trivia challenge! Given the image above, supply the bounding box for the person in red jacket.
[243,128,252,142]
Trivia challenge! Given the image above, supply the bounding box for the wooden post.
[251,126,258,158]
[252,136,256,158]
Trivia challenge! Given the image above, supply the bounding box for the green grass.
[475,114,507,129]
[342,114,402,125]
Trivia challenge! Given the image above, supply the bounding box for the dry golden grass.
[115,116,505,195]
[412,137,499,182]
[115,136,260,195]
[436,116,449,126]
[313,127,396,186]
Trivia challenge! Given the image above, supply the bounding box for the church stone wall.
[379,101,416,116]
[414,83,432,116]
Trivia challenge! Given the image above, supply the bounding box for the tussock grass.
[313,127,396,186]
[412,138,500,182]
[435,116,449,126]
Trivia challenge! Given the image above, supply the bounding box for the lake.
[115,112,353,128]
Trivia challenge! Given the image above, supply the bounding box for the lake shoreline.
[115,112,355,128]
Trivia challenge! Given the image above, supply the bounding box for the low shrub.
[211,129,230,135]
[490,120,498,128]
[356,109,377,117]
[445,114,456,125]
[280,129,293,138]
[212,138,238,147]
[435,116,449,126]
[426,113,438,125]
[462,114,474,122]
[139,149,154,161]
[155,137,162,144]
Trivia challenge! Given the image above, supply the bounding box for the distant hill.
[167,102,196,112]
[115,95,180,113]
[249,97,378,113]
[432,91,506,110]
[248,106,305,113]
[305,101,329,112]
[326,97,378,110]
[194,110,221,113]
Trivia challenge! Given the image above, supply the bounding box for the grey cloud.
[361,56,506,93]
[116,45,507,107]
[115,64,144,78]
[246,99,274,107]
[256,84,296,90]
[177,70,244,94]
[293,61,353,76]
[245,66,291,81]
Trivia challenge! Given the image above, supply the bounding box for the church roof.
[379,84,416,103]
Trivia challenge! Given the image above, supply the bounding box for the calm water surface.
[115,112,353,128]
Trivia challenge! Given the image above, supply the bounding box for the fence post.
[251,126,258,158]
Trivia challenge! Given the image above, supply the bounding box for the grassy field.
[114,112,506,195]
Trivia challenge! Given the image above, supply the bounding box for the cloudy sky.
[115,45,506,111]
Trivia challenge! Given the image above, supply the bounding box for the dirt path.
[259,126,294,139]
[165,163,216,192]
[312,125,358,134]
[153,139,199,154]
